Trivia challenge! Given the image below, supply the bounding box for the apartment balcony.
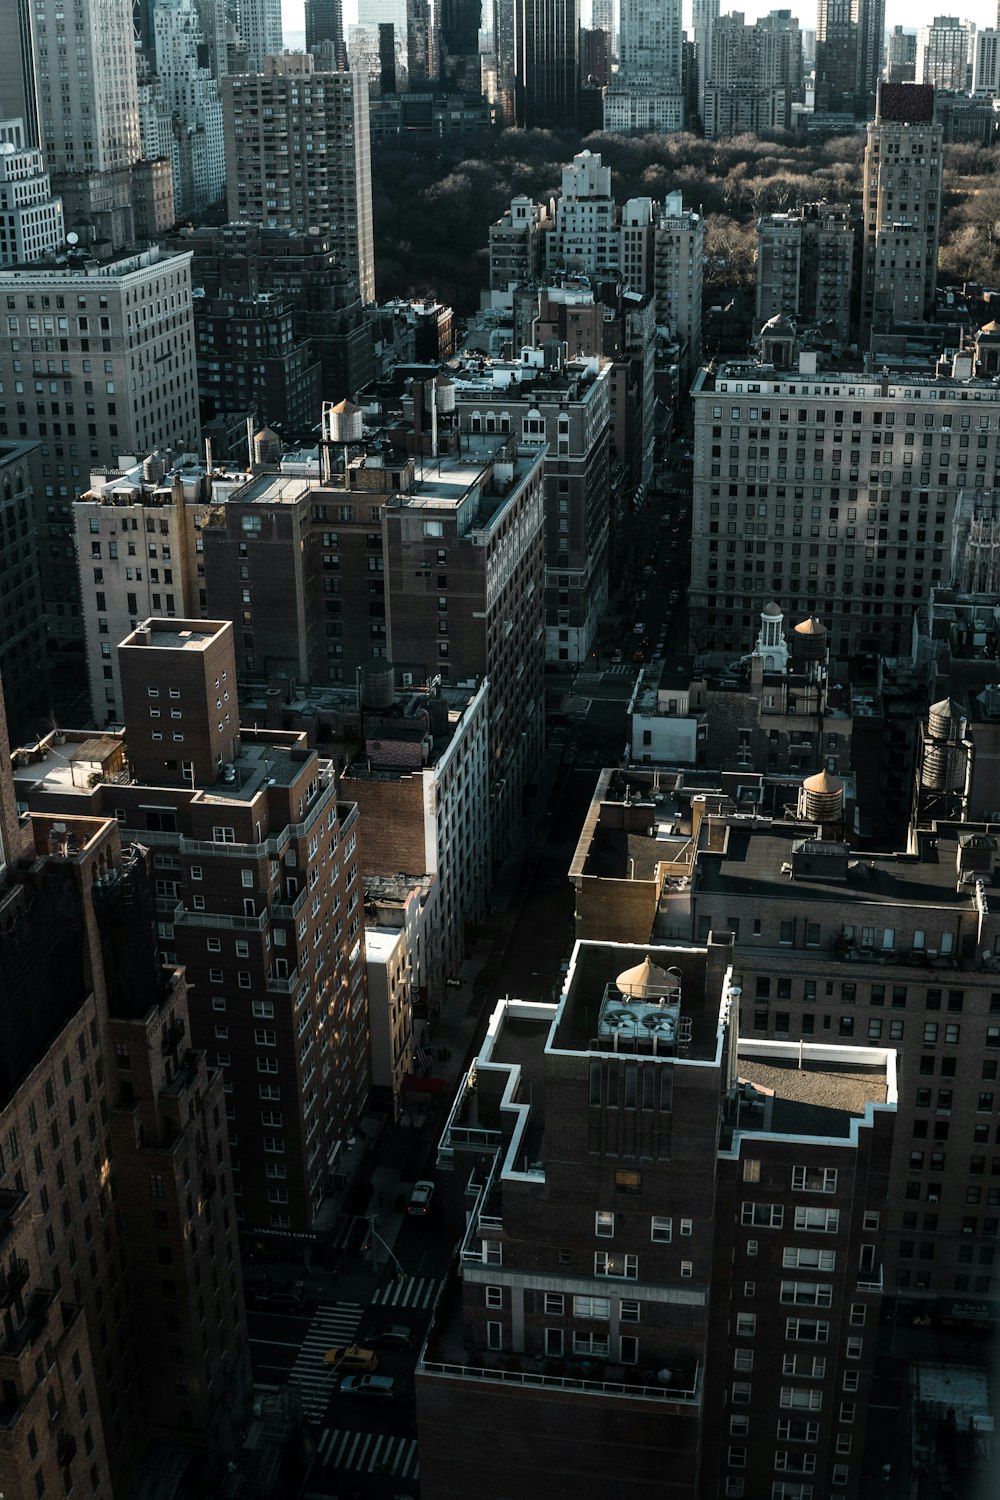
[266,967,299,994]
[857,1264,884,1293]
[175,907,270,933]
[272,884,309,920]
[154,896,183,923]
[0,1258,29,1309]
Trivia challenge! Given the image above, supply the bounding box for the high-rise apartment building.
[512,0,580,127]
[860,83,943,341]
[701,11,792,136]
[604,0,683,134]
[755,202,854,345]
[152,0,227,216]
[688,357,1000,660]
[972,28,1000,92]
[0,0,39,146]
[887,23,918,81]
[382,434,546,861]
[0,681,251,1497]
[237,0,284,71]
[306,0,346,63]
[0,247,199,651]
[0,116,63,266]
[32,0,140,179]
[439,0,486,84]
[692,0,720,94]
[416,938,896,1500]
[195,291,322,432]
[0,440,47,740]
[222,55,375,304]
[815,0,885,114]
[449,350,612,666]
[916,15,974,92]
[545,150,619,277]
[489,194,554,293]
[15,619,372,1234]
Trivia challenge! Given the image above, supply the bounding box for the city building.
[0,439,47,740]
[306,0,346,64]
[512,0,580,127]
[816,0,886,114]
[152,0,227,216]
[13,618,371,1237]
[687,352,1000,661]
[0,0,40,148]
[580,26,610,88]
[163,220,375,407]
[603,0,683,135]
[0,681,251,1497]
[692,0,720,105]
[0,246,199,653]
[916,15,974,92]
[380,433,546,861]
[343,675,490,999]
[545,151,619,279]
[755,202,854,345]
[701,12,792,137]
[237,0,284,71]
[489,194,554,294]
[860,83,943,341]
[887,23,919,82]
[222,54,375,304]
[972,28,1000,92]
[416,937,896,1500]
[446,350,612,666]
[195,291,322,433]
[0,116,64,266]
[651,192,704,384]
[31,0,141,228]
[364,920,414,1118]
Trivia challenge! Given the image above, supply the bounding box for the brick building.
[416,937,895,1500]
[195,292,321,435]
[689,357,1000,660]
[0,679,250,1497]
[0,439,47,740]
[12,620,370,1235]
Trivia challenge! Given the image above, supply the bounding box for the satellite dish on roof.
[66,231,79,246]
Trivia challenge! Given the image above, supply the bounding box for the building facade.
[0,440,47,740]
[222,56,375,304]
[755,203,854,345]
[0,247,199,651]
[512,0,580,127]
[0,116,64,267]
[860,83,943,341]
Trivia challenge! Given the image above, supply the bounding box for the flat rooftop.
[736,1053,889,1138]
[698,821,995,910]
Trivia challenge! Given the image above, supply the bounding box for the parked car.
[365,1324,414,1349]
[257,1288,305,1311]
[324,1345,379,1373]
[339,1374,397,1399]
[633,621,646,636]
[407,1180,435,1216]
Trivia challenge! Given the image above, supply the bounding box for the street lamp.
[366,1214,406,1283]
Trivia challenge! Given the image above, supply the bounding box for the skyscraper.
[816,0,885,114]
[0,0,39,145]
[513,0,580,127]
[237,0,284,71]
[222,55,375,303]
[153,0,227,215]
[860,82,943,340]
[604,0,684,133]
[917,14,974,92]
[33,0,141,178]
[307,0,346,64]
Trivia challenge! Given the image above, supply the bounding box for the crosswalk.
[605,662,640,676]
[287,1301,363,1420]
[315,1426,419,1481]
[370,1274,441,1311]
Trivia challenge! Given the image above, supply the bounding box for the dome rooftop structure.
[762,600,783,618]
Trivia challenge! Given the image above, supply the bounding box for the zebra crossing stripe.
[316,1429,419,1477]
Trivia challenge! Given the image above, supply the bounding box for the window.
[743,1159,760,1183]
[594,1252,638,1278]
[544,1328,563,1356]
[793,1207,839,1233]
[783,1247,836,1271]
[485,1286,503,1308]
[785,1319,829,1342]
[595,1210,615,1238]
[792,1166,838,1193]
[620,1299,640,1323]
[780,1281,833,1307]
[572,1331,610,1356]
[651,1216,672,1242]
[736,1313,757,1337]
[573,1295,610,1319]
[486,1321,503,1351]
[741,1202,784,1228]
[544,1293,564,1314]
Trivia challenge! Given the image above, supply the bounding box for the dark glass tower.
[513,0,579,127]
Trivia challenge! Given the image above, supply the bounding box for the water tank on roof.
[927,697,963,744]
[791,615,827,664]
[253,427,280,464]
[798,769,844,823]
[359,657,395,710]
[435,376,455,413]
[143,453,166,485]
[328,399,363,444]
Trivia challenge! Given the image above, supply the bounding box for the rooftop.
[697,820,997,910]
[734,1045,892,1139]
